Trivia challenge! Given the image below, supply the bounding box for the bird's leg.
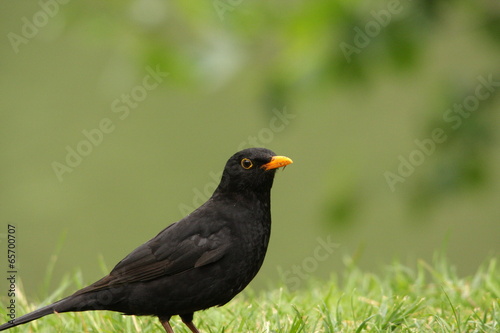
[180,313,200,333]
[159,316,174,333]
[184,321,201,333]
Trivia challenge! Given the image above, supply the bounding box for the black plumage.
[0,148,292,332]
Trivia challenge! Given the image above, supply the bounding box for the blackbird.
[0,148,292,332]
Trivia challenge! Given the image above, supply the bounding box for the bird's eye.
[240,158,253,169]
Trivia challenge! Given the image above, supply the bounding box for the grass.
[0,254,498,332]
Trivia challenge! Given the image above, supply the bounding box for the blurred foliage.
[55,1,499,94]
[410,82,498,215]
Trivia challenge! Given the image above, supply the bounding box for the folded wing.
[74,221,231,296]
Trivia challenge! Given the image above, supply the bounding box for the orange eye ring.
[240,158,253,169]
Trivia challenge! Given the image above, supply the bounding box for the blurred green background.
[1,0,499,298]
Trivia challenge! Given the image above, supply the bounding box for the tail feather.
[0,298,66,331]
[0,287,126,330]
[0,293,97,331]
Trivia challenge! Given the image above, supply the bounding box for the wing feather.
[74,221,231,295]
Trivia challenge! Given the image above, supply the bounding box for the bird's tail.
[0,292,96,331]
[0,276,127,330]
[0,298,66,331]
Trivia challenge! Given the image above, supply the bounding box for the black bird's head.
[216,148,293,194]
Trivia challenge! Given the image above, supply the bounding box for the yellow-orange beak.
[261,155,293,171]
